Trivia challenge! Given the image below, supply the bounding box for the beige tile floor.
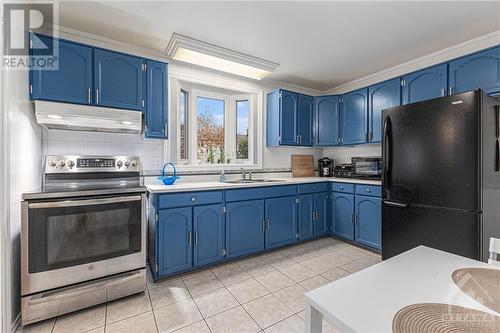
[18,238,381,333]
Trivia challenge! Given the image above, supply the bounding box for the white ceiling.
[55,1,500,91]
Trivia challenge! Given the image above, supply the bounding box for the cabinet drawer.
[298,182,329,194]
[225,185,296,202]
[355,184,381,197]
[158,191,222,209]
[331,182,354,194]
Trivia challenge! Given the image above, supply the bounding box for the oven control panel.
[45,156,140,173]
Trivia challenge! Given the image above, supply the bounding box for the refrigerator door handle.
[382,116,393,191]
[383,200,408,208]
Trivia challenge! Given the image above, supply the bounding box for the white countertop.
[304,246,500,333]
[146,177,382,193]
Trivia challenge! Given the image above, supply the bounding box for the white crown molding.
[166,33,279,72]
[325,30,500,95]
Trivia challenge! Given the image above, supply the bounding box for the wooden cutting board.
[291,154,314,177]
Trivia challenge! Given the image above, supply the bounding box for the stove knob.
[58,161,66,168]
[116,160,123,168]
[124,161,130,168]
[49,161,57,167]
[67,160,75,168]
[131,160,137,167]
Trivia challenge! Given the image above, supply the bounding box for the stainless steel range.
[21,155,147,325]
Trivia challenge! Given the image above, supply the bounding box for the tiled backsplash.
[322,144,381,165]
[42,129,165,171]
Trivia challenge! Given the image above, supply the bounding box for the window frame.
[232,96,252,163]
[178,89,189,161]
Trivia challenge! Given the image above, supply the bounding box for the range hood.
[35,100,143,134]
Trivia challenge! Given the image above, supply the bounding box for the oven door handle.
[28,195,142,209]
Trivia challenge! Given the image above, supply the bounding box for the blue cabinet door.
[157,207,193,276]
[94,49,144,110]
[145,60,168,138]
[298,194,314,240]
[314,192,329,236]
[341,88,368,145]
[226,200,265,258]
[369,78,401,143]
[449,46,500,95]
[30,35,92,104]
[314,96,340,146]
[332,193,354,240]
[265,196,297,249]
[193,204,224,267]
[280,90,298,145]
[355,196,382,250]
[402,64,447,104]
[297,94,313,146]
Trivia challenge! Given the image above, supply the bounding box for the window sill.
[175,163,262,173]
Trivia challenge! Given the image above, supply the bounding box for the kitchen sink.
[224,179,284,184]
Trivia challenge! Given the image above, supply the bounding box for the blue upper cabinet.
[341,88,368,145]
[193,204,224,267]
[368,79,401,143]
[314,96,340,146]
[265,196,297,249]
[280,90,298,145]
[298,194,314,240]
[332,192,355,241]
[157,207,193,276]
[145,60,168,138]
[94,49,144,111]
[402,64,447,105]
[30,35,92,105]
[297,94,314,146]
[355,195,382,250]
[226,200,265,259]
[449,46,500,95]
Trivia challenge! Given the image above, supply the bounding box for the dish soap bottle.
[219,169,226,182]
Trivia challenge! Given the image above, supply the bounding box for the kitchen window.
[175,83,258,168]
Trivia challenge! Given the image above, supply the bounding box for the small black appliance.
[318,158,333,177]
[333,163,354,178]
[351,157,382,179]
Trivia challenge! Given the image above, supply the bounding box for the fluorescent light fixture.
[166,33,279,80]
[47,114,63,119]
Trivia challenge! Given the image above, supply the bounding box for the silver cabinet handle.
[312,211,316,221]
[188,231,192,245]
[267,219,270,231]
[350,213,354,224]
[340,186,344,190]
[191,196,196,203]
[354,214,358,224]
[87,88,91,103]
[28,195,141,209]
[366,188,371,193]
[195,232,198,245]
[261,219,265,231]
[96,89,100,104]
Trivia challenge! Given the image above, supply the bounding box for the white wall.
[323,144,381,165]
[6,68,42,328]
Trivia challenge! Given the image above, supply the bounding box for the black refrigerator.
[382,90,500,261]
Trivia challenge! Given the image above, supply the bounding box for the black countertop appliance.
[318,157,334,177]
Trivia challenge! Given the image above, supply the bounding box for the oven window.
[355,161,381,175]
[28,197,142,273]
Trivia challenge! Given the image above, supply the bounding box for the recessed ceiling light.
[166,33,279,80]
[121,121,133,125]
[47,114,62,119]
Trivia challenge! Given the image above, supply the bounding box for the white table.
[304,246,500,333]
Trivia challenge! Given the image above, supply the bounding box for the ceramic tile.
[278,263,317,283]
[272,284,308,313]
[299,275,331,291]
[182,271,224,296]
[254,271,295,292]
[148,278,191,308]
[52,305,105,333]
[16,319,55,333]
[227,278,270,304]
[259,252,296,268]
[335,246,371,260]
[319,252,353,266]
[105,312,157,333]
[173,320,211,333]
[106,291,151,324]
[154,298,202,333]
[212,263,252,286]
[193,288,239,318]
[300,257,337,274]
[205,306,260,333]
[83,327,104,333]
[321,268,351,282]
[264,315,304,333]
[243,294,294,329]
[238,257,276,277]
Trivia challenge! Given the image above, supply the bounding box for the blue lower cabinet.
[298,194,314,240]
[355,196,382,250]
[157,207,193,276]
[402,64,447,105]
[313,192,329,236]
[265,196,297,249]
[193,204,224,267]
[226,200,265,259]
[332,192,355,240]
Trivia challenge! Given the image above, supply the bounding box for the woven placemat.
[393,303,500,333]
[452,268,500,313]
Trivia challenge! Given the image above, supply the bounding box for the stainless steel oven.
[21,156,147,325]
